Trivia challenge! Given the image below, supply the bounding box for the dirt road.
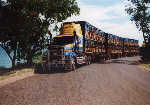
[0,56,150,105]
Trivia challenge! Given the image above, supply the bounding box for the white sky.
[65,0,143,45]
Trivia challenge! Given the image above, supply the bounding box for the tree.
[0,1,23,69]
[0,0,80,69]
[125,0,150,60]
[125,0,150,45]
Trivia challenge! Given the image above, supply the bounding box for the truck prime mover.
[35,21,139,73]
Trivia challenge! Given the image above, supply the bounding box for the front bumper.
[42,60,73,70]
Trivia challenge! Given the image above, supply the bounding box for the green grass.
[0,76,4,80]
[142,64,150,68]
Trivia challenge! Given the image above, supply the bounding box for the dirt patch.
[0,68,34,87]
[140,64,150,72]
[137,60,150,72]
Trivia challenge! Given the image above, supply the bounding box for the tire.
[88,57,91,65]
[86,58,89,65]
[34,63,43,74]
[72,62,76,71]
[86,57,91,65]
[42,64,47,73]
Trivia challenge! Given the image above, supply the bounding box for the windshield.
[60,24,74,35]
[53,36,74,45]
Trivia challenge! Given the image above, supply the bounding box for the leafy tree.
[125,0,150,45]
[0,1,22,69]
[0,0,80,69]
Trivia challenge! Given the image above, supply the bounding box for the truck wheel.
[86,57,91,65]
[89,57,91,64]
[34,63,43,74]
[72,62,76,71]
[86,58,89,65]
[42,64,47,73]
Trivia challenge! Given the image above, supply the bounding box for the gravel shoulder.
[0,56,150,105]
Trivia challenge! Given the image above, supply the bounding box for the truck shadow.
[34,68,72,74]
[100,59,140,65]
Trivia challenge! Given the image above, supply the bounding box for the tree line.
[0,0,150,69]
[0,0,80,69]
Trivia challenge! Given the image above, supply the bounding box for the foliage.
[0,0,80,68]
[125,0,150,44]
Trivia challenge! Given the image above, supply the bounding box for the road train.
[35,21,139,72]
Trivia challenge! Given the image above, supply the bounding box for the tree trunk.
[27,58,33,66]
[11,59,15,70]
[11,49,16,70]
[27,52,33,66]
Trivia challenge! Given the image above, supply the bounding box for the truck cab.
[37,22,88,72]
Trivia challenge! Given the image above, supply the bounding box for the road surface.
[0,56,150,105]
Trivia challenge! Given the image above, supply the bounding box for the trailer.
[122,38,139,57]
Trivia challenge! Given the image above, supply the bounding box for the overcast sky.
[65,0,143,45]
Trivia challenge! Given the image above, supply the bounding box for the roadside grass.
[0,68,34,81]
[11,68,34,75]
[139,61,150,72]
[0,57,40,81]
[0,76,4,80]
